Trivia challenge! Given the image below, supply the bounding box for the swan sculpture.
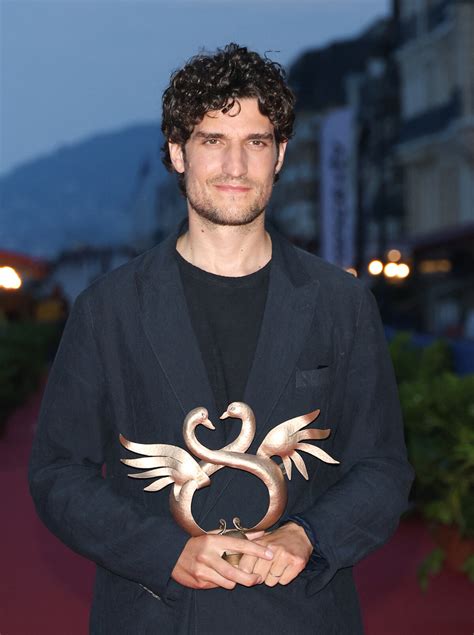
[120,402,339,536]
[119,406,254,535]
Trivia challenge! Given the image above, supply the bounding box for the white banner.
[320,108,355,268]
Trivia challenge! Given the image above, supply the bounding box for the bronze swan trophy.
[120,402,339,564]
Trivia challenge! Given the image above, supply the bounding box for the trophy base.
[219,518,248,567]
[222,551,243,567]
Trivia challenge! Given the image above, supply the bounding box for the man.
[30,43,413,634]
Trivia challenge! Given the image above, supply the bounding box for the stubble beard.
[185,177,273,227]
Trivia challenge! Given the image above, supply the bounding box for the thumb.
[245,530,266,541]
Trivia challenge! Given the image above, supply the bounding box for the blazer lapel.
[135,231,226,512]
[198,230,320,525]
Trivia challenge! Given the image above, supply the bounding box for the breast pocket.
[294,362,333,420]
[295,365,330,390]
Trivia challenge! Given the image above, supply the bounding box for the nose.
[221,142,248,178]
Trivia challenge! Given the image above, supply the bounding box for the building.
[270,21,387,254]
[40,245,135,305]
[395,0,474,337]
[269,112,320,251]
[347,12,404,273]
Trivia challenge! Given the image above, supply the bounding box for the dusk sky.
[1,0,390,176]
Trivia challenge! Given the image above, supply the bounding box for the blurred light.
[368,260,383,275]
[345,267,358,277]
[0,266,22,289]
[419,259,452,274]
[384,262,399,278]
[387,249,401,262]
[397,263,410,278]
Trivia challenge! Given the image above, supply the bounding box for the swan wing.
[295,442,340,465]
[128,467,173,479]
[120,434,189,461]
[283,408,321,437]
[121,456,178,470]
[256,409,339,480]
[295,427,331,442]
[144,477,175,492]
[282,443,339,483]
[257,409,320,456]
[281,455,293,480]
[120,433,209,490]
[289,450,309,480]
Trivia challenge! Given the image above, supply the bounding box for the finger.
[279,565,298,586]
[244,530,265,541]
[238,553,258,574]
[213,558,262,588]
[199,568,237,590]
[262,553,286,587]
[253,556,273,582]
[265,565,288,588]
[193,579,219,590]
[219,536,274,561]
[265,572,281,587]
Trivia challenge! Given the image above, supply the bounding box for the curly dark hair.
[161,43,295,193]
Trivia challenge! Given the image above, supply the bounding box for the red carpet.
[1,384,472,634]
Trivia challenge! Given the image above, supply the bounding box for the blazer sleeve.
[297,286,414,595]
[29,291,189,599]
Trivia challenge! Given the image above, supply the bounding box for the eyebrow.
[194,131,274,141]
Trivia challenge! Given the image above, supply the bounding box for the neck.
[176,211,272,277]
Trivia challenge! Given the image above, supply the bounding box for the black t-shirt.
[176,250,270,417]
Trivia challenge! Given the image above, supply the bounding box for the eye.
[249,138,271,149]
[204,138,220,145]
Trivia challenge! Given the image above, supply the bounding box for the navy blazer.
[29,224,414,634]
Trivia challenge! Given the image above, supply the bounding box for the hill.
[0,123,170,258]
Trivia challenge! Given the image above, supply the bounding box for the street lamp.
[397,263,410,279]
[384,262,399,278]
[0,266,22,290]
[387,249,402,262]
[368,260,384,275]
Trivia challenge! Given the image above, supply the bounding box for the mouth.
[214,184,251,193]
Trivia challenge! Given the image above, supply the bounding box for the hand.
[171,532,274,590]
[239,522,313,587]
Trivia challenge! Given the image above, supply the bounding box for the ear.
[274,140,288,175]
[168,142,185,174]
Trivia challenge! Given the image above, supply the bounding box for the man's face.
[169,98,287,226]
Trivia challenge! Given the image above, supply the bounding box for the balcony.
[397,0,452,46]
[427,0,451,32]
[398,15,418,46]
[398,90,461,145]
